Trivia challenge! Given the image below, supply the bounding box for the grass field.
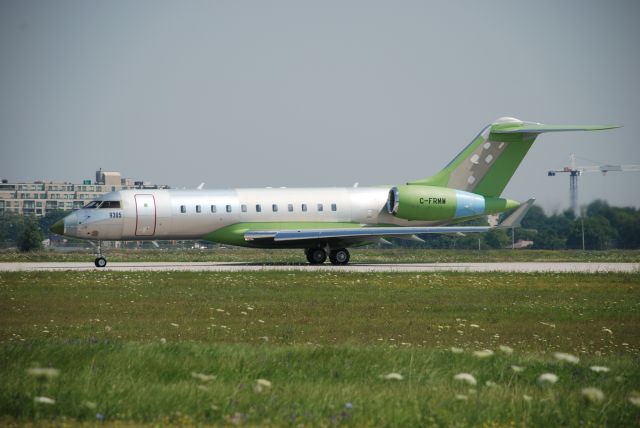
[1,247,639,264]
[1,271,639,426]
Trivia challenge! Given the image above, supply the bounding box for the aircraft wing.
[245,198,535,244]
[245,225,490,243]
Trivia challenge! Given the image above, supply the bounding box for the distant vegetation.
[393,199,640,250]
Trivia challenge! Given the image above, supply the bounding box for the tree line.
[0,200,638,251]
[395,199,640,250]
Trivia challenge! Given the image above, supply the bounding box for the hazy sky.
[1,0,639,212]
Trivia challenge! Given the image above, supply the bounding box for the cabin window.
[317,203,323,212]
[301,203,307,212]
[331,203,337,212]
[288,203,293,212]
[180,205,186,213]
[196,205,201,213]
[83,201,101,209]
[226,205,232,213]
[272,204,278,212]
[256,204,262,212]
[241,204,247,213]
[211,205,217,213]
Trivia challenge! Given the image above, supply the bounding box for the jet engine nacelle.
[386,185,519,221]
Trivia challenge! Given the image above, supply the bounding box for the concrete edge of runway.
[0,262,638,273]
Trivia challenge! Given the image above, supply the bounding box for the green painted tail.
[408,117,619,197]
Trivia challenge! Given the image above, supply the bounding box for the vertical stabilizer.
[408,117,619,197]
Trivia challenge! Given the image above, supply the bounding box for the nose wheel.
[93,241,107,268]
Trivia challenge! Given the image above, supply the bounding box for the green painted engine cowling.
[386,185,519,221]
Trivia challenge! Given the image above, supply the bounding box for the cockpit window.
[100,201,121,209]
[83,201,101,209]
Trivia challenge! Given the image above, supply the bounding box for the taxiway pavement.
[0,262,637,273]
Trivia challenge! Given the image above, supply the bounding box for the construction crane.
[548,154,640,216]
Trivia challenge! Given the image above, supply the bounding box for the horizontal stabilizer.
[491,124,620,134]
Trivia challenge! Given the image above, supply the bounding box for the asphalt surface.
[0,262,637,273]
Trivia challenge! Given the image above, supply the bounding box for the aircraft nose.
[50,219,64,235]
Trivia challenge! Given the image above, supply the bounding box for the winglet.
[498,198,535,229]
[197,182,205,190]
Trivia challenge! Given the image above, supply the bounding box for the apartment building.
[0,170,168,216]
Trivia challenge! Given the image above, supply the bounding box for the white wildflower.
[523,394,532,402]
[499,345,514,354]
[470,324,480,328]
[454,373,477,386]
[82,401,97,409]
[581,387,605,403]
[170,323,179,327]
[473,349,494,358]
[602,327,613,335]
[450,347,464,354]
[553,352,579,364]
[34,396,55,405]
[629,393,640,407]
[485,381,498,388]
[191,372,216,382]
[511,365,525,373]
[256,379,271,388]
[590,366,610,373]
[26,367,60,379]
[160,338,167,344]
[537,373,558,385]
[382,373,403,381]
[455,394,468,401]
[254,378,272,392]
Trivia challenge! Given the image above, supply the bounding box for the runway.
[0,262,638,273]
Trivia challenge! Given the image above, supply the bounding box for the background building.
[0,169,168,216]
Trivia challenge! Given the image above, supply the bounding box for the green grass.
[1,247,639,263]
[1,271,640,426]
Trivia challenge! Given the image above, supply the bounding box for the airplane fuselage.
[60,186,433,247]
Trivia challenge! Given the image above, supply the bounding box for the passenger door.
[135,194,156,236]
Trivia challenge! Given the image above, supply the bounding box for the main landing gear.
[305,248,350,265]
[94,241,107,268]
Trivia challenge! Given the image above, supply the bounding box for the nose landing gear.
[94,241,107,268]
